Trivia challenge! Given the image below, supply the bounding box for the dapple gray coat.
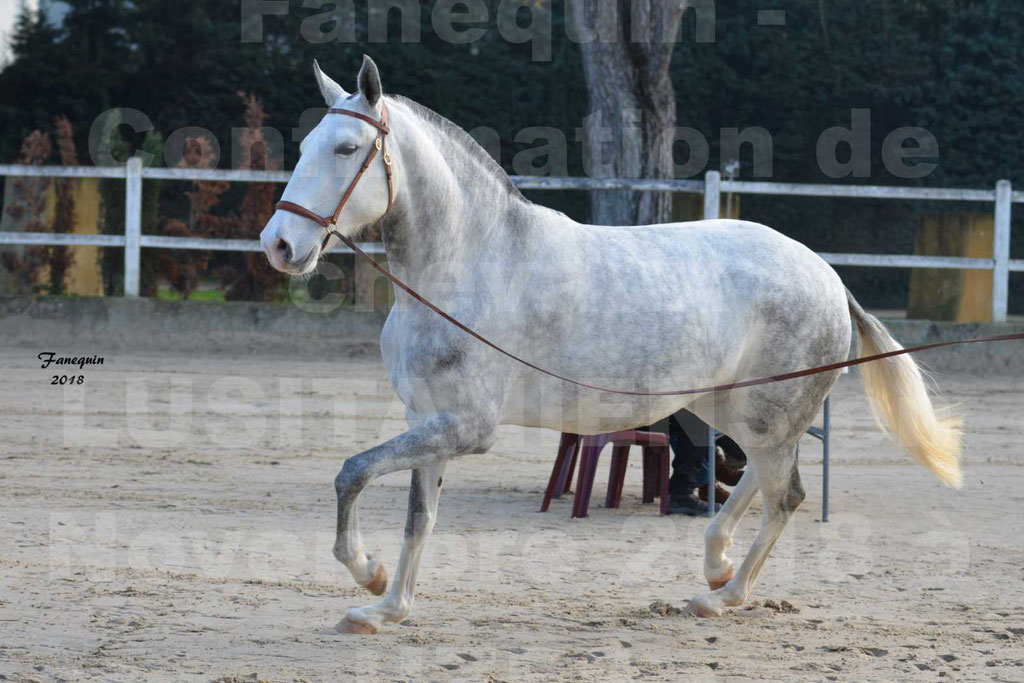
[260,57,961,633]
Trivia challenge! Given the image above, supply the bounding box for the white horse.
[260,56,962,633]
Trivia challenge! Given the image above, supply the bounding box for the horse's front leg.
[332,415,463,595]
[338,460,447,634]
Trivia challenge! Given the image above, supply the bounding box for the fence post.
[822,395,830,523]
[992,179,1011,322]
[703,170,721,220]
[124,156,143,297]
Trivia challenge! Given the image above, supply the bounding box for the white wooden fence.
[0,159,1019,320]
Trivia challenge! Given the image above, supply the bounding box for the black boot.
[661,413,720,515]
[666,414,709,514]
[667,488,721,516]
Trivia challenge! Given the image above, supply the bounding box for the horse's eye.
[335,143,358,156]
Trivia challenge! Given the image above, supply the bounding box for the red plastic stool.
[540,430,670,518]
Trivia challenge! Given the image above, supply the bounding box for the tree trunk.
[570,0,684,226]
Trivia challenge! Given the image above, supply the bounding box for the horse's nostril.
[274,237,293,263]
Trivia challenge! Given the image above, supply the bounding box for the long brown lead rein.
[328,227,1024,396]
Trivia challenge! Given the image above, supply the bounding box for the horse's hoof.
[707,566,735,591]
[364,563,388,596]
[336,616,378,635]
[686,599,722,619]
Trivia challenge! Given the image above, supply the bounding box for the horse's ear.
[313,59,347,107]
[357,54,382,108]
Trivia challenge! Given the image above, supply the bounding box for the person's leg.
[666,411,719,515]
[694,451,711,488]
[716,433,748,471]
[667,412,700,494]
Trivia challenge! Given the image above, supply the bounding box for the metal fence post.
[993,179,1011,322]
[822,395,830,523]
[124,156,143,297]
[704,170,721,220]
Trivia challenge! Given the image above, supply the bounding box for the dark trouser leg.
[668,411,710,496]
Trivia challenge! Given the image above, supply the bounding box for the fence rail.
[0,161,1016,320]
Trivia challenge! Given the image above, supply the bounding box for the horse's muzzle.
[260,214,320,274]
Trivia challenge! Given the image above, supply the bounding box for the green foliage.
[156,285,225,303]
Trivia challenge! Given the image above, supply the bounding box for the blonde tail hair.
[847,290,962,488]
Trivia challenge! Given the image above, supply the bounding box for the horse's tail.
[846,289,962,488]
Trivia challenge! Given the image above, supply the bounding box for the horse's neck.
[381,102,531,291]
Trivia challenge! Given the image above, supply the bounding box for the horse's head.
[261,55,392,274]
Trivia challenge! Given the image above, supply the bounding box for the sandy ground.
[1,350,1023,682]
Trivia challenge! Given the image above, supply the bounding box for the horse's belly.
[499,375,697,434]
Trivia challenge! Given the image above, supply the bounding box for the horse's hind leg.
[338,460,447,634]
[689,441,804,617]
[704,466,759,589]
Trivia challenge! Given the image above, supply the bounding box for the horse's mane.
[391,95,526,203]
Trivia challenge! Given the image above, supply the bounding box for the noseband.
[276,102,394,251]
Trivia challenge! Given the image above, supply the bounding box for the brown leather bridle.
[273,100,1024,395]
[276,102,394,252]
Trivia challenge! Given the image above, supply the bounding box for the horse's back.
[649,218,852,367]
[568,218,848,329]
